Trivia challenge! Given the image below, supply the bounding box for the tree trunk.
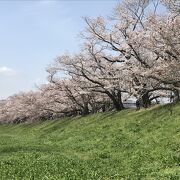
[113,100,124,111]
[111,91,124,111]
[140,91,151,108]
[101,104,106,112]
[82,103,89,116]
[105,90,124,111]
[174,89,180,103]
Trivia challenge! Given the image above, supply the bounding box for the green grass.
[0,104,180,179]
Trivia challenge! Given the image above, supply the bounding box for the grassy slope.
[0,104,179,179]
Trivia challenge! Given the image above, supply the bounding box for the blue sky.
[0,0,118,99]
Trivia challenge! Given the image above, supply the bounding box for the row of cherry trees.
[0,0,179,123]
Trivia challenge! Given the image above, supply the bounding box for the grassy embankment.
[0,103,179,179]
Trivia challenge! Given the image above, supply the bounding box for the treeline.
[0,0,179,123]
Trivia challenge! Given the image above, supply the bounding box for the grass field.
[0,103,180,179]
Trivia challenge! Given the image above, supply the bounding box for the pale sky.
[0,0,118,99]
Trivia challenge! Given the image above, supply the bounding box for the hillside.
[0,104,180,179]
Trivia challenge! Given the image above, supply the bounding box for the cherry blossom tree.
[82,0,180,106]
[47,46,131,111]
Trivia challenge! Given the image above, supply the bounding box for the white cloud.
[0,66,16,76]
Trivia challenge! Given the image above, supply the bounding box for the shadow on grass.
[0,145,60,155]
